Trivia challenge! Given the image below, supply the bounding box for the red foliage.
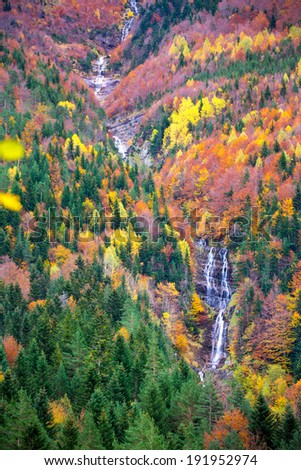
[0,258,30,297]
[204,409,254,449]
[2,336,21,368]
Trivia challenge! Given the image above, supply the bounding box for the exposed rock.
[95,33,120,50]
[109,112,144,157]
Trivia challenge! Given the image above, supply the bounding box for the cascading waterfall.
[200,241,232,369]
[113,136,128,160]
[210,248,232,368]
[204,247,218,308]
[94,56,108,94]
[94,1,139,92]
[121,0,139,41]
[91,0,139,157]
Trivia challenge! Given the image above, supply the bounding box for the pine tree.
[89,388,114,448]
[29,259,50,300]
[176,421,205,450]
[89,388,107,423]
[36,352,52,396]
[0,228,10,256]
[287,431,301,450]
[280,405,298,445]
[3,0,12,12]
[293,185,301,211]
[2,390,48,449]
[152,192,160,218]
[273,139,281,153]
[261,141,269,158]
[78,411,103,450]
[12,236,24,266]
[67,137,74,159]
[20,421,49,450]
[0,343,8,372]
[264,85,272,100]
[55,362,69,397]
[139,379,166,432]
[61,185,71,208]
[58,415,79,450]
[293,81,299,93]
[106,289,124,322]
[35,388,55,437]
[278,151,287,174]
[111,401,128,443]
[269,13,276,30]
[280,78,287,97]
[98,409,115,449]
[15,348,30,392]
[197,378,223,429]
[224,430,244,450]
[250,394,275,449]
[112,198,121,229]
[114,335,132,372]
[228,380,252,418]
[121,411,166,450]
[2,369,18,401]
[69,370,88,414]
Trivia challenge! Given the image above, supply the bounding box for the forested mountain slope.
[110,0,301,411]
[0,0,301,451]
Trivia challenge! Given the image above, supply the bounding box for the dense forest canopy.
[1,0,301,451]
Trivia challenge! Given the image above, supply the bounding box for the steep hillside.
[106,0,301,446]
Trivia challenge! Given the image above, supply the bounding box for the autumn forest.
[1,0,301,451]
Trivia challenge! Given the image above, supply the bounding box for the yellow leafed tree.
[282,198,294,218]
[163,97,200,150]
[104,245,119,275]
[169,35,190,59]
[197,167,210,190]
[201,97,214,119]
[64,134,88,156]
[58,101,76,116]
[189,293,205,320]
[212,95,226,115]
[0,138,24,212]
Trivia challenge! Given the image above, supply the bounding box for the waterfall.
[199,241,232,369]
[86,1,141,158]
[94,56,108,94]
[113,136,128,160]
[89,1,139,158]
[204,247,218,308]
[121,0,139,41]
[210,247,232,368]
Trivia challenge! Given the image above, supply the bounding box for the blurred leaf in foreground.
[0,140,24,161]
[0,192,22,211]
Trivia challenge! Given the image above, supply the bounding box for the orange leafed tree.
[174,320,189,353]
[2,335,21,368]
[204,409,253,449]
[250,291,294,369]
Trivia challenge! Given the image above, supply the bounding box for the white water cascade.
[89,0,139,158]
[204,247,218,307]
[93,56,108,96]
[122,0,139,41]
[113,136,128,160]
[211,248,232,368]
[200,242,232,369]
